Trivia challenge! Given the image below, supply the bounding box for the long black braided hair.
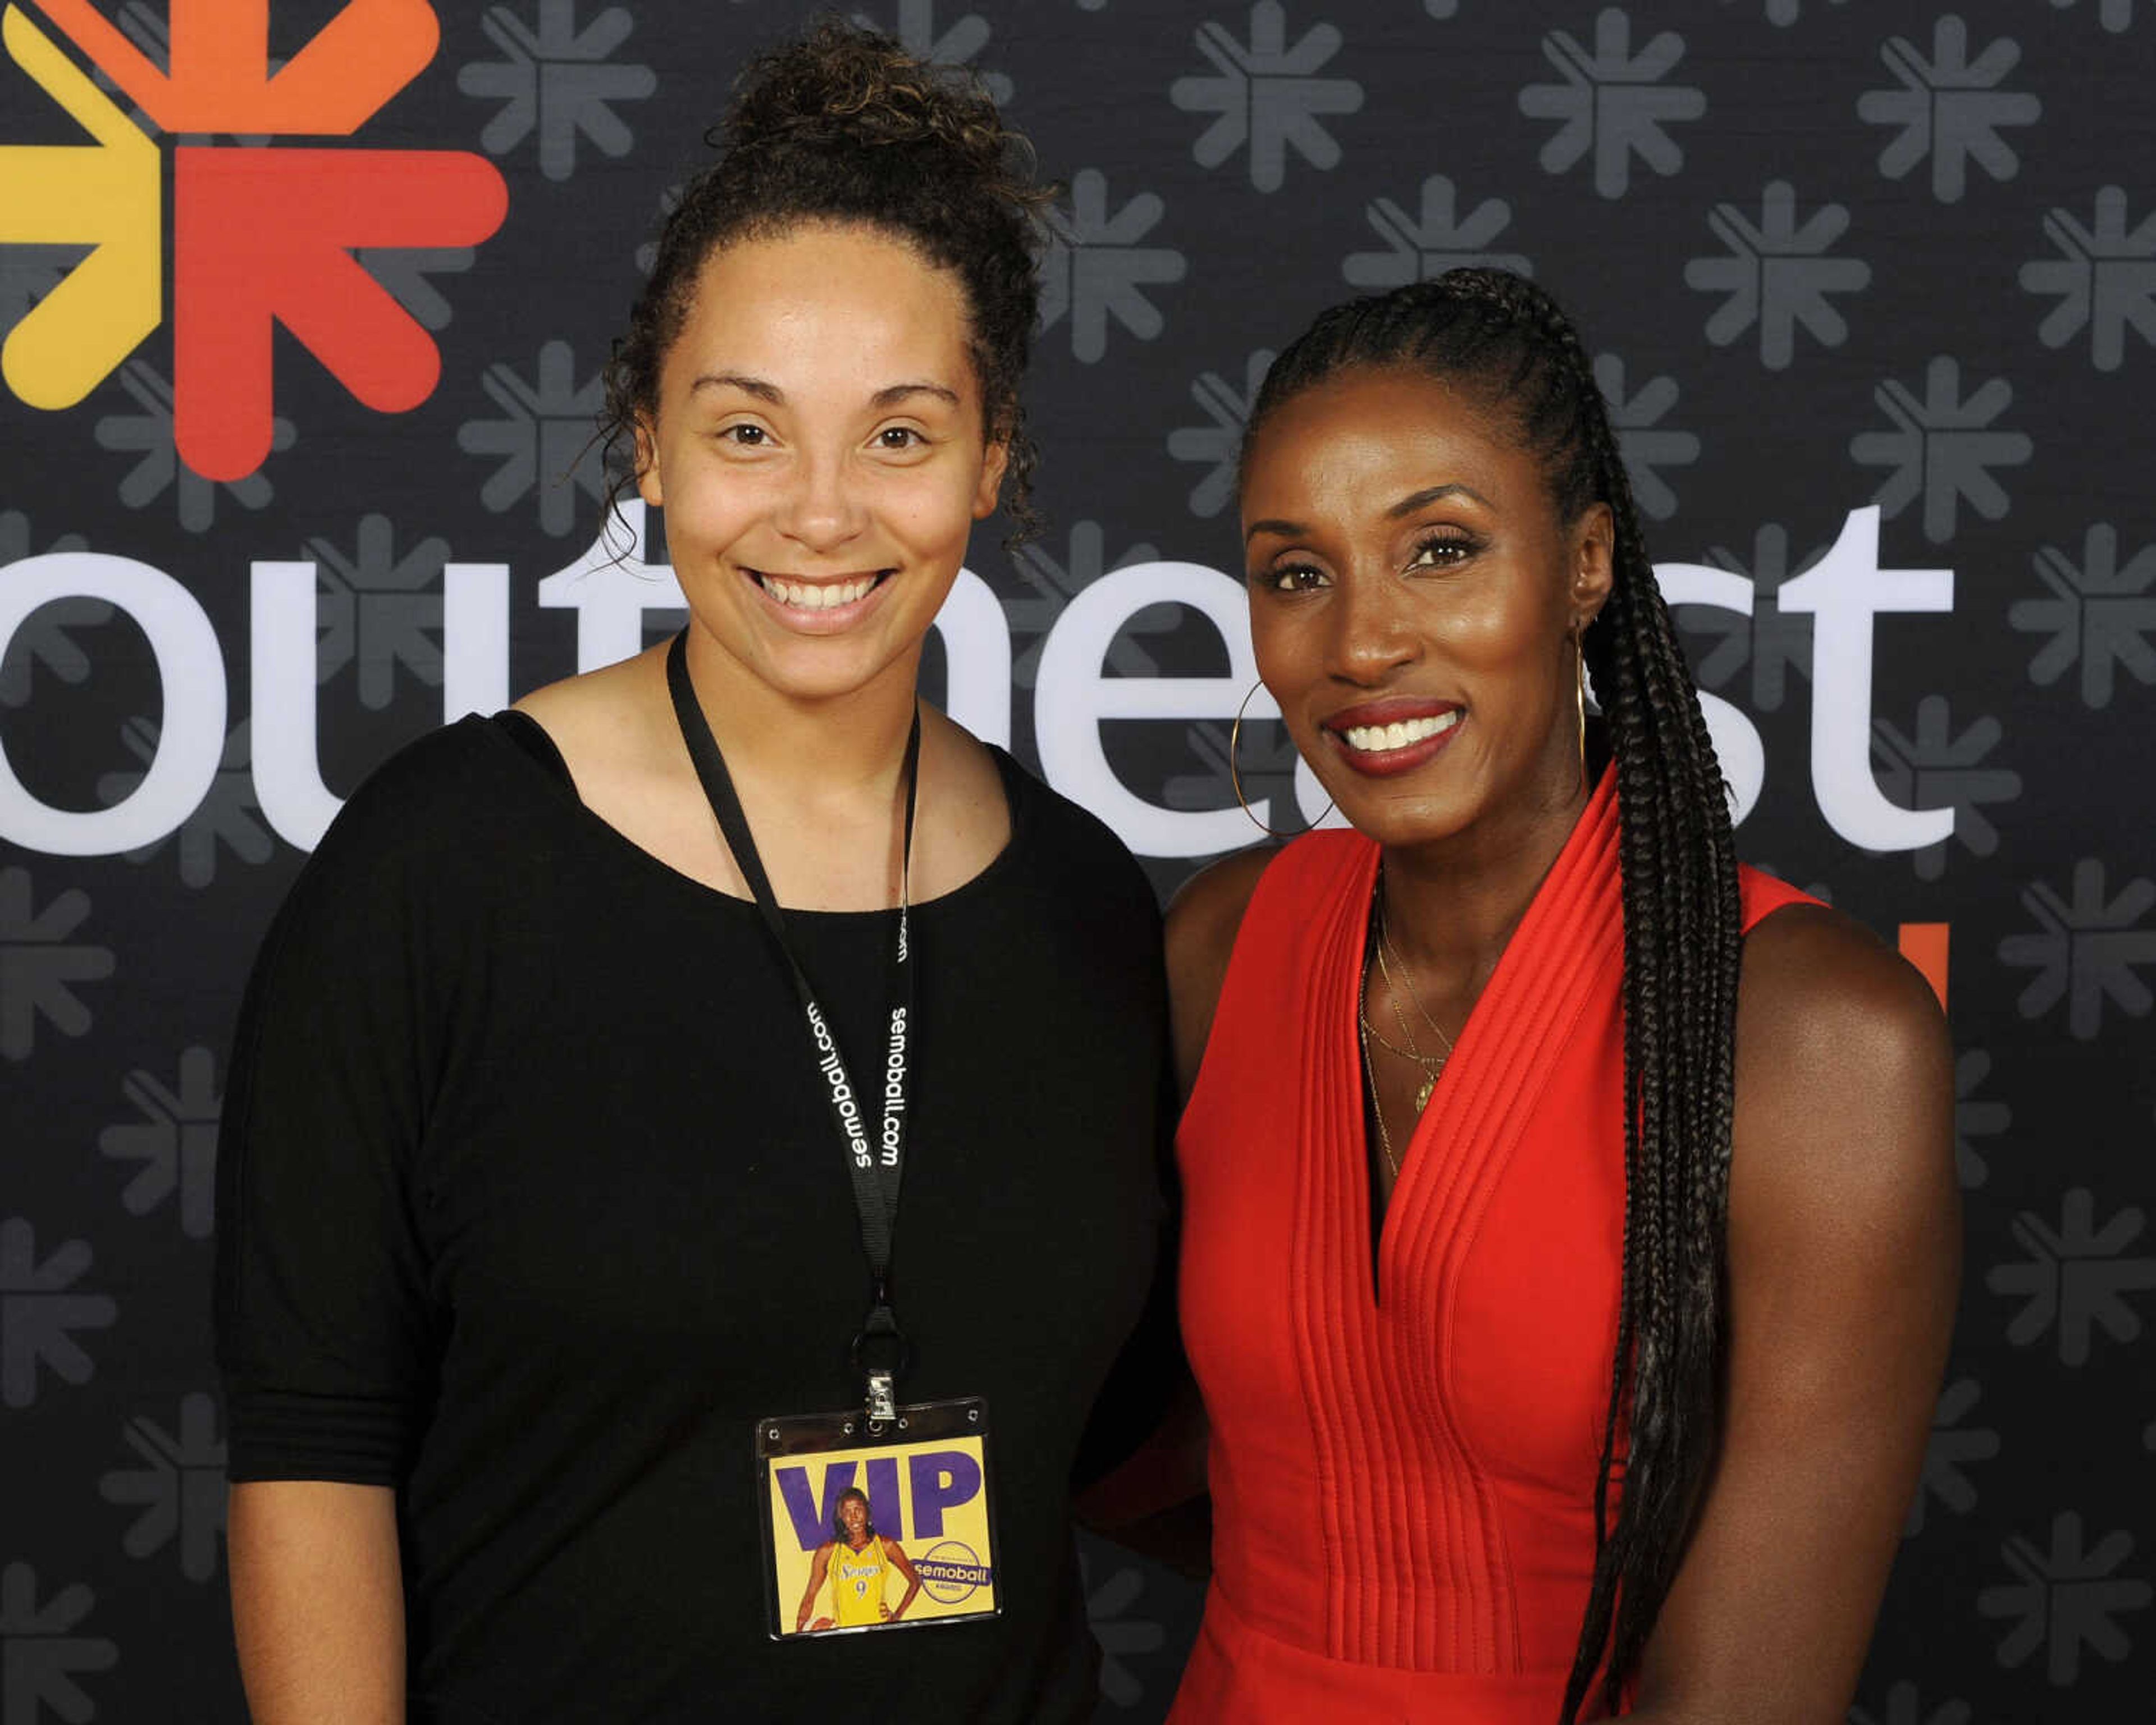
[1240,268,1743,1722]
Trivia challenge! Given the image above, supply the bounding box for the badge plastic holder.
[756,1395,1001,1642]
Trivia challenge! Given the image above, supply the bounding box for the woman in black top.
[216,22,1168,1723]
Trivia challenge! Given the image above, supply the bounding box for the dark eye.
[877,426,925,449]
[1259,562,1329,594]
[1408,533,1474,569]
[720,424,766,447]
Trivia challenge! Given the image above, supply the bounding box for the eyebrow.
[687,373,961,410]
[1386,481,1490,517]
[691,372,782,403]
[1244,481,1492,544]
[871,381,961,409]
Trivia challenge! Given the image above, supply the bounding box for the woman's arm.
[217,757,446,1719]
[1162,847,1277,1102]
[1627,905,1959,1723]
[1072,847,1278,1568]
[795,1545,833,1631]
[883,1540,922,1621]
[228,1481,405,1725]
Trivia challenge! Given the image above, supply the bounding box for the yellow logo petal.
[0,4,161,411]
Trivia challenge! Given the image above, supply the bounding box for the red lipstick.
[1320,697,1464,779]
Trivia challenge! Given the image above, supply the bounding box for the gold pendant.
[1415,1077,1435,1112]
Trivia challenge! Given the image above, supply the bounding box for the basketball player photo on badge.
[756,1397,1001,1641]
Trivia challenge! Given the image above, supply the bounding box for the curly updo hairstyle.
[601,17,1052,537]
[1242,268,1743,1724]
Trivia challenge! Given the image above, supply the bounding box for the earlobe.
[1572,502,1616,624]
[972,440,1011,521]
[634,417,663,509]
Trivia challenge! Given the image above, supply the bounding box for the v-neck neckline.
[1344,774,1620,1308]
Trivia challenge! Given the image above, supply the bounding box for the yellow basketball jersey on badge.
[830,1537,890,1626]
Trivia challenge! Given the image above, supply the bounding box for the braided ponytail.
[1244,268,1744,1721]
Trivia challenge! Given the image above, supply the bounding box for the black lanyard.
[664,632,920,1420]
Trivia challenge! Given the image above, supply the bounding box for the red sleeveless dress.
[1169,776,1812,1723]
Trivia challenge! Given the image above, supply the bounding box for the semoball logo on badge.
[0,0,507,482]
[915,1540,994,1606]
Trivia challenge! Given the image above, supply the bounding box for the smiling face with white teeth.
[1240,365,1613,856]
[635,221,1007,710]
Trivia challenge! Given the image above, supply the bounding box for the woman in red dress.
[1163,271,1958,1722]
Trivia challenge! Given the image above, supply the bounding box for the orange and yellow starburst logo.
[0,0,508,481]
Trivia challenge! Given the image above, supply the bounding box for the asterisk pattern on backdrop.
[1,3,2149,1719]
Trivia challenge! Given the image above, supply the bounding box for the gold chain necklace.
[1359,879,1456,1114]
[1359,997,1445,1114]
[1381,923,1455,1057]
[1356,1009,1402,1183]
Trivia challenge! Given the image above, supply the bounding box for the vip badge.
[757,1398,1000,1641]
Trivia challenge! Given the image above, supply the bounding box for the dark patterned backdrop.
[2,2,2150,1720]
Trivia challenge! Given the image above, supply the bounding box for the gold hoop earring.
[1572,628,1589,793]
[1229,679,1333,839]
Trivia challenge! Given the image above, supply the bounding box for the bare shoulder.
[1163,846,1281,1099]
[1730,901,1956,1249]
[917,704,1008,819]
[511,650,654,722]
[914,706,1012,897]
[1164,846,1278,1000]
[510,646,736,886]
[1735,903,1950,1114]
[511,647,670,793]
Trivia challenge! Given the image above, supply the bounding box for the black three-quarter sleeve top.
[214,713,1171,1724]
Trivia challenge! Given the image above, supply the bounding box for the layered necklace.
[1356,873,1460,1179]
